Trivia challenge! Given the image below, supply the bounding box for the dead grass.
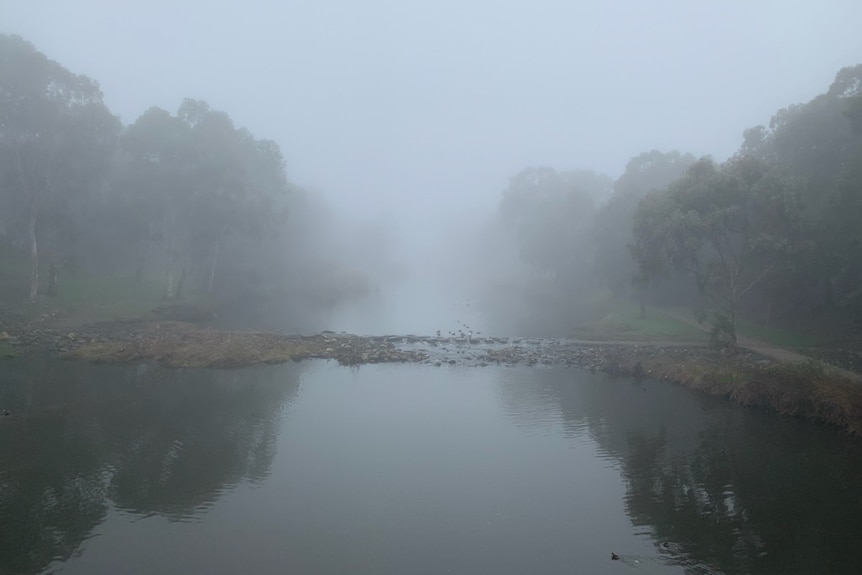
[63,320,862,435]
[601,347,862,436]
[733,361,862,436]
[66,321,426,368]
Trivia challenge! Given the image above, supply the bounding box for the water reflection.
[4,361,862,575]
[0,359,301,575]
[496,367,862,574]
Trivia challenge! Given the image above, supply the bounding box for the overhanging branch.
[736,263,776,300]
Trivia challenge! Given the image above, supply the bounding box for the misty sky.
[4,1,862,246]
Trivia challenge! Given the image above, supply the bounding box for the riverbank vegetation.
[476,64,862,355]
[4,33,862,434]
[627,353,862,436]
[0,34,400,329]
[64,323,427,368]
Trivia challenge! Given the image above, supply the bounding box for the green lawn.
[33,274,165,322]
[734,318,820,349]
[0,340,16,358]
[0,252,165,323]
[570,299,822,347]
[570,300,707,342]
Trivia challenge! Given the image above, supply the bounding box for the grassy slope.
[0,245,219,325]
[734,317,820,348]
[570,300,707,342]
[573,298,828,350]
[30,275,166,323]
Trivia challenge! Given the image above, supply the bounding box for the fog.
[3,0,862,337]
[6,8,862,572]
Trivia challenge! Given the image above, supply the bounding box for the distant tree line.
[0,34,379,320]
[492,64,862,345]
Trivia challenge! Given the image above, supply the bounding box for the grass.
[648,304,822,349]
[734,318,820,349]
[599,345,862,436]
[0,251,214,324]
[570,300,707,342]
[18,274,167,326]
[732,360,862,436]
[67,322,427,368]
[0,340,17,359]
[0,252,161,320]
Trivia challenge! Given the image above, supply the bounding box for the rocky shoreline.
[0,315,748,371]
[3,316,862,436]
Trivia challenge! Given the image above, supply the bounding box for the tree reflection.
[0,359,301,575]
[496,367,862,575]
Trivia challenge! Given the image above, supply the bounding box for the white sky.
[4,0,862,240]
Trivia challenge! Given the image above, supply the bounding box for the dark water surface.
[1,359,862,575]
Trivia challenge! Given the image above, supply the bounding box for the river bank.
[2,314,862,435]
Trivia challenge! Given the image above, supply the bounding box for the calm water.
[2,359,862,575]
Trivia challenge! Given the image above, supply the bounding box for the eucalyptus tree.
[499,166,596,286]
[119,99,290,299]
[632,158,803,347]
[734,65,862,327]
[119,105,194,297]
[593,150,695,299]
[0,34,119,299]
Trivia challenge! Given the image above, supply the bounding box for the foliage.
[499,166,597,285]
[631,157,804,346]
[0,34,380,322]
[115,99,289,298]
[0,34,120,299]
[594,150,695,296]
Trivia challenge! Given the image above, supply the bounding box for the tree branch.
[736,263,776,301]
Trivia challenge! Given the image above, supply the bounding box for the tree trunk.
[729,305,738,347]
[176,264,187,298]
[28,202,38,301]
[639,286,646,319]
[636,277,647,319]
[136,244,145,286]
[164,252,177,299]
[207,239,220,293]
[47,259,58,296]
[137,223,154,286]
[163,210,179,299]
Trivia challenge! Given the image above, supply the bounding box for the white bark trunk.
[207,240,220,293]
[28,202,38,301]
[164,254,177,299]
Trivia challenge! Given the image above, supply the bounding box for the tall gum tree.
[632,157,803,347]
[593,150,695,300]
[119,100,289,299]
[0,34,118,300]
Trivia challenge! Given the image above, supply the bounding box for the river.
[2,358,862,574]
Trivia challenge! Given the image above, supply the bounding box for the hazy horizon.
[5,1,862,236]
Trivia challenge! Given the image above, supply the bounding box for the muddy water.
[1,359,861,575]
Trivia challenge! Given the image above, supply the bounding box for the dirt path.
[660,308,861,378]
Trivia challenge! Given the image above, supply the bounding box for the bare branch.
[736,263,776,300]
